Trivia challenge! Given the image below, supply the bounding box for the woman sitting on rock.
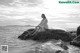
[31,14,48,35]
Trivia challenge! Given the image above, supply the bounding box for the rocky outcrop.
[18,29,73,42]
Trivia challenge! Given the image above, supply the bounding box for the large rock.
[18,28,73,42]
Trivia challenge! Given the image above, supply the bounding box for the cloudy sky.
[0,0,80,29]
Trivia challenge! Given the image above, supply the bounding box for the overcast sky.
[0,0,80,29]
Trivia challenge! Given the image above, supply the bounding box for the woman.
[37,14,48,31]
[31,14,48,35]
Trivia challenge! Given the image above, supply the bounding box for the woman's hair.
[41,14,46,19]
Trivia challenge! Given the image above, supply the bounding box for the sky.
[0,0,80,29]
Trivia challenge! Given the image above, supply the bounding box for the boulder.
[18,29,73,42]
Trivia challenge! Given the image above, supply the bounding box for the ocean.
[0,26,79,53]
[0,26,37,53]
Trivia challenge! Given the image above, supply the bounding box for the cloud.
[0,0,80,29]
[0,20,27,26]
[0,5,43,19]
[25,0,42,7]
[0,0,43,7]
[0,0,13,6]
[0,0,43,26]
[66,23,80,28]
